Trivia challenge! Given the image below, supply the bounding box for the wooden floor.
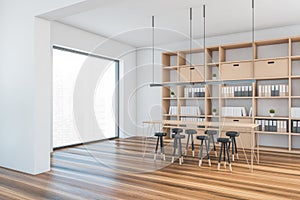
[1,137,300,200]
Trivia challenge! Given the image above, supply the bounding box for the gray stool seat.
[186,129,197,134]
[172,134,185,139]
[185,129,197,156]
[196,135,209,140]
[155,132,167,137]
[205,130,218,157]
[172,128,183,134]
[205,130,218,135]
[217,137,231,143]
[226,131,240,137]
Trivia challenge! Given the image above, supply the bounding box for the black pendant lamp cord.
[252,0,255,78]
[190,8,193,82]
[203,4,206,81]
[152,16,155,84]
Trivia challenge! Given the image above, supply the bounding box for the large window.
[53,46,119,148]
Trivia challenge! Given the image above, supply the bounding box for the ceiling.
[54,0,300,47]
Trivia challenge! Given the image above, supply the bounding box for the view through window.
[53,47,119,148]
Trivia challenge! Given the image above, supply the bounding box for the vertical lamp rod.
[252,0,255,78]
[203,4,206,81]
[189,8,193,82]
[152,16,155,83]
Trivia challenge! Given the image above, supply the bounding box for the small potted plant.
[170,91,176,98]
[212,108,217,116]
[269,109,275,117]
[212,73,217,80]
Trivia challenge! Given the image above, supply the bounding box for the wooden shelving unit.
[161,36,300,153]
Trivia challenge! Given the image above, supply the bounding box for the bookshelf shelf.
[254,56,289,61]
[162,66,178,70]
[222,116,253,119]
[222,97,253,99]
[206,115,220,118]
[255,76,289,80]
[255,96,289,99]
[207,62,219,66]
[180,115,205,117]
[256,131,289,135]
[255,116,289,120]
[179,97,205,100]
[160,36,300,152]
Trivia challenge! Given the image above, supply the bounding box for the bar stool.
[154,132,167,160]
[196,135,211,167]
[226,131,240,161]
[217,137,232,172]
[185,129,197,157]
[171,128,184,165]
[205,130,218,157]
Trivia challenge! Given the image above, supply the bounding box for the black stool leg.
[226,142,232,172]
[160,136,165,160]
[218,142,223,170]
[154,136,159,160]
[185,134,190,155]
[223,141,226,168]
[212,135,217,157]
[178,137,183,165]
[232,137,235,161]
[172,138,177,163]
[234,137,239,160]
[191,135,195,157]
[205,139,211,166]
[199,140,204,166]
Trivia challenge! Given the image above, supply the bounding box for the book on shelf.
[222,85,252,97]
[181,117,205,122]
[258,84,288,97]
[249,107,253,117]
[256,119,288,133]
[169,106,178,115]
[291,107,300,118]
[180,106,201,116]
[184,87,205,98]
[221,107,247,117]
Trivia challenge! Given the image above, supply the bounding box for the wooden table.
[143,120,259,172]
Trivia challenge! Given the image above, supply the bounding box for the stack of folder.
[291,108,300,118]
[222,85,252,97]
[257,84,288,97]
[180,106,201,116]
[292,120,300,133]
[221,107,247,117]
[181,117,205,122]
[255,119,288,133]
[169,106,178,115]
[184,87,205,98]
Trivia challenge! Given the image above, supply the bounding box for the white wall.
[51,21,137,139]
[0,0,87,174]
[136,24,300,146]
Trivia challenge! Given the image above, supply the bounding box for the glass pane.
[53,48,118,148]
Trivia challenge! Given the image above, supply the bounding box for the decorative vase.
[270,113,275,117]
[213,112,216,116]
[171,95,175,98]
[212,77,217,80]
